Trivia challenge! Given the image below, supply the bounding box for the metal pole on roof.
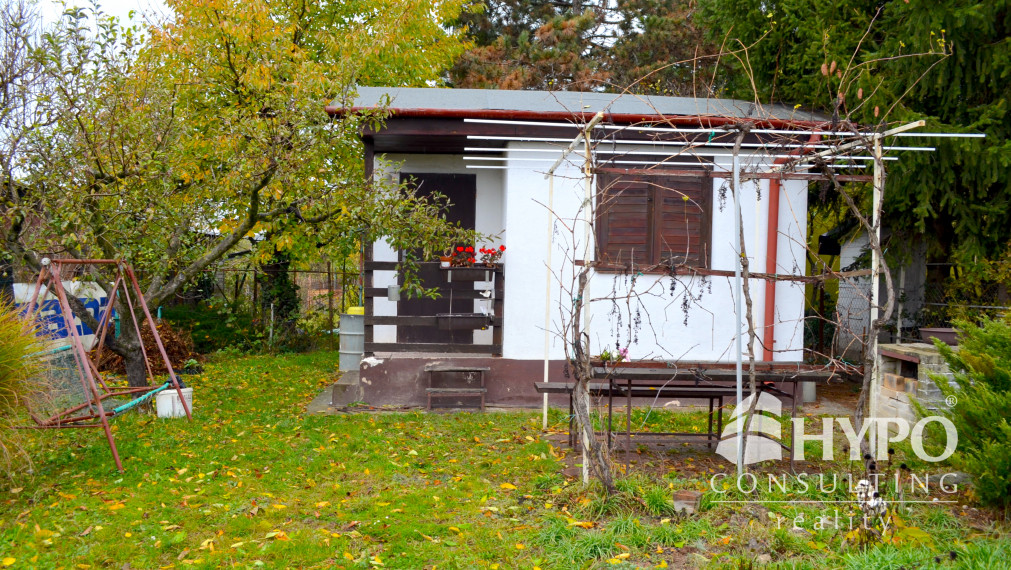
[464,117,986,139]
[771,120,925,171]
[732,135,744,478]
[481,135,934,153]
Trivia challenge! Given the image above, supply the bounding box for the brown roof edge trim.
[324,105,828,130]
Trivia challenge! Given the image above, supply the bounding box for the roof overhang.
[329,87,828,154]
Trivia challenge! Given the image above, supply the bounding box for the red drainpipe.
[763,133,821,361]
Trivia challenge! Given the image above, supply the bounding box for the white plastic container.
[156,387,193,418]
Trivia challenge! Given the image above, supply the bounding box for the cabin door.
[397,173,476,344]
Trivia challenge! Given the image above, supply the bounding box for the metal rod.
[124,265,192,421]
[92,276,122,367]
[49,267,123,472]
[771,120,926,171]
[462,118,987,138]
[732,138,744,478]
[22,267,48,332]
[119,278,157,383]
[868,134,885,452]
[466,156,868,169]
[50,259,122,265]
[474,135,933,152]
[581,115,595,487]
[543,173,554,430]
[465,147,899,160]
[12,424,103,430]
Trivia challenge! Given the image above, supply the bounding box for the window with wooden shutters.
[596,170,711,268]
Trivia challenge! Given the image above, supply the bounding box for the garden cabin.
[331,87,826,408]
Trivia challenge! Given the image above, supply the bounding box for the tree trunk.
[259,248,300,339]
[569,268,616,493]
[115,306,149,388]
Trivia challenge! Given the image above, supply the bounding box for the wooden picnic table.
[537,363,835,468]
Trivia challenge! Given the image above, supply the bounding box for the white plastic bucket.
[156,387,193,418]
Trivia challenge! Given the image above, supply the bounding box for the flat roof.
[329,86,826,127]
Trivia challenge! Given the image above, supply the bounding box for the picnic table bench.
[536,364,835,466]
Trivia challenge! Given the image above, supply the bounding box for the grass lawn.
[1,352,1008,568]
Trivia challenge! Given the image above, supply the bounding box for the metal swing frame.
[20,259,192,472]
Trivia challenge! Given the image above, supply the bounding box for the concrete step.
[331,370,363,406]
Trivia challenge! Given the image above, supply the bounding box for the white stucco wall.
[369,145,809,363]
[499,144,808,362]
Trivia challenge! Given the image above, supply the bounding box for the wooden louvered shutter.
[654,175,710,267]
[597,173,652,265]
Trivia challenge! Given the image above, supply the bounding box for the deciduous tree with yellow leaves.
[4,0,472,386]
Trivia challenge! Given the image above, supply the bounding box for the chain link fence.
[183,263,362,339]
[915,263,1010,330]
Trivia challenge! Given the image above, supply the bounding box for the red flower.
[468,257,476,263]
[499,245,506,251]
[465,246,474,253]
[456,246,464,252]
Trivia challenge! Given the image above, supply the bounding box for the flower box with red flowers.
[478,244,506,267]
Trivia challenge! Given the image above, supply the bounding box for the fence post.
[252,269,258,325]
[328,261,335,350]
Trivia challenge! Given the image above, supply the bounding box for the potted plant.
[595,347,628,367]
[439,247,454,268]
[478,244,506,267]
[449,246,476,267]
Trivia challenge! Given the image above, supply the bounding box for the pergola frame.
[469,114,981,477]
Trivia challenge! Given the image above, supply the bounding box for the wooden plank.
[365,260,503,273]
[424,364,491,372]
[366,315,501,326]
[534,382,610,394]
[367,315,436,326]
[426,388,488,393]
[492,271,503,353]
[364,241,374,347]
[880,349,920,364]
[586,262,871,283]
[365,342,502,354]
[365,287,491,300]
[591,366,830,383]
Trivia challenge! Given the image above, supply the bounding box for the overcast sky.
[39,0,170,28]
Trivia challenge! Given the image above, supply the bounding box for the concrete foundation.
[358,354,571,408]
